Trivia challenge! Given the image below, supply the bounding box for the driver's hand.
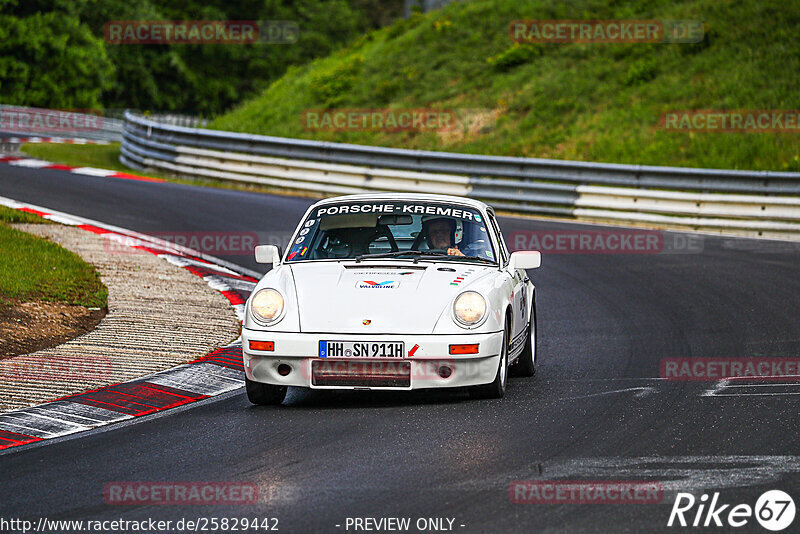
[447,247,464,256]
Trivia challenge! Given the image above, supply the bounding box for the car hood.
[288,262,493,334]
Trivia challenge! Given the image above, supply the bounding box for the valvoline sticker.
[356,280,399,289]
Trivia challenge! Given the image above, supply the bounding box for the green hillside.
[210,0,800,171]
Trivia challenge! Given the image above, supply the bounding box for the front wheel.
[470,323,509,400]
[245,377,287,406]
[511,304,537,378]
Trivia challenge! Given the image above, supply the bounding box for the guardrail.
[0,105,123,142]
[122,111,800,239]
[139,113,209,128]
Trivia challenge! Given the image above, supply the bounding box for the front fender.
[431,271,513,334]
[243,265,300,332]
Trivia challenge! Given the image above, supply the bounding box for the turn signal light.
[249,340,275,351]
[449,343,479,355]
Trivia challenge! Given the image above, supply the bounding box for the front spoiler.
[242,329,503,390]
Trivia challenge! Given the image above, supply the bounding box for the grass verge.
[20,143,165,178]
[0,214,107,308]
[0,205,51,224]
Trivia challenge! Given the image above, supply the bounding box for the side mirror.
[255,244,282,265]
[508,250,541,271]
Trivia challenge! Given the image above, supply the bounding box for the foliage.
[0,0,405,115]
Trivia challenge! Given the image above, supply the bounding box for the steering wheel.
[462,239,487,255]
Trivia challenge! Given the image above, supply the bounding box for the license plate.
[319,340,405,358]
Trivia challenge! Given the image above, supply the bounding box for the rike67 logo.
[668,490,796,531]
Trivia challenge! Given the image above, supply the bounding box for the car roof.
[311,193,492,212]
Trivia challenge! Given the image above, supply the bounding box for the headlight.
[251,289,284,323]
[453,291,487,326]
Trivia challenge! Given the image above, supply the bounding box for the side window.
[487,212,509,265]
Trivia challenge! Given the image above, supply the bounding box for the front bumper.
[242,328,503,390]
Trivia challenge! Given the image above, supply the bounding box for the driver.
[426,218,465,256]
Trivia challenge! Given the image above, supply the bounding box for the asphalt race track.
[1,165,799,532]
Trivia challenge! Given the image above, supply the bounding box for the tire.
[470,322,509,400]
[511,302,537,378]
[245,377,287,406]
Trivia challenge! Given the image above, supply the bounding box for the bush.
[0,0,405,115]
[486,44,543,71]
[622,57,660,86]
[309,57,364,108]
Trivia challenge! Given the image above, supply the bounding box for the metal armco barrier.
[122,111,800,239]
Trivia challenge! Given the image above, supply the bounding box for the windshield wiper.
[413,253,496,265]
[353,250,496,265]
[354,250,425,263]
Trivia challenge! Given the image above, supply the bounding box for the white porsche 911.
[242,193,541,404]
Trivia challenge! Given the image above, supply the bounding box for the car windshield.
[285,200,497,264]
